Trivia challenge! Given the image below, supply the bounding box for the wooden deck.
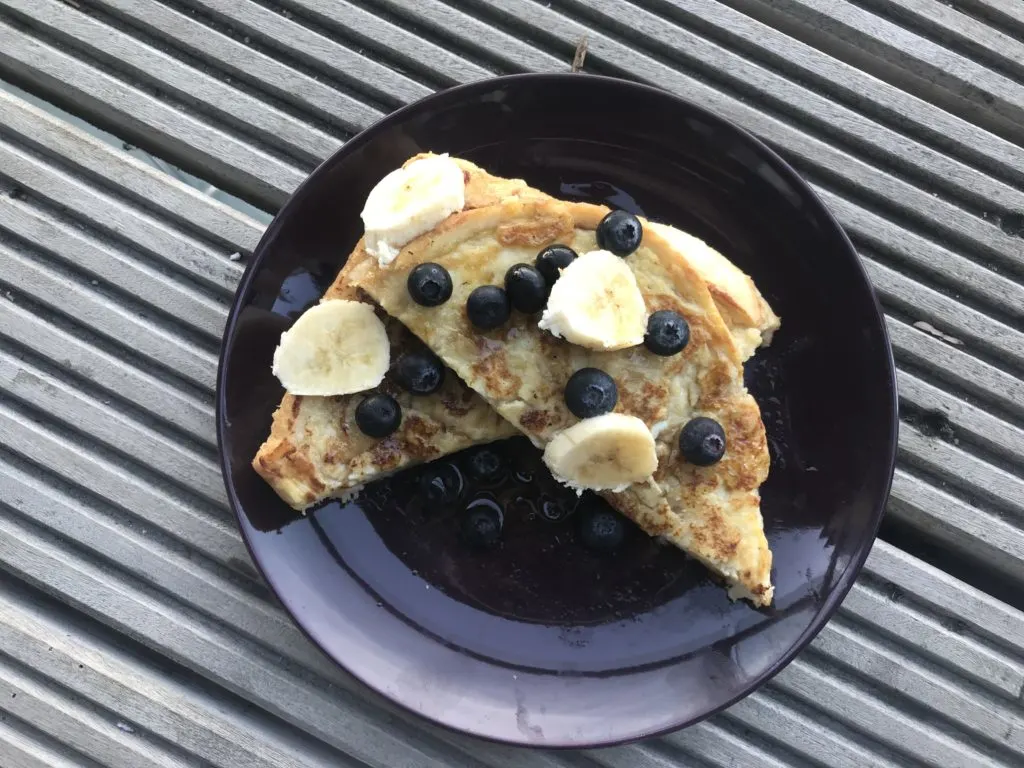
[0,1,1021,766]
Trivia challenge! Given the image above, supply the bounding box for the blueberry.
[596,210,643,256]
[407,262,453,306]
[461,498,503,549]
[467,448,504,483]
[564,367,618,418]
[355,393,401,438]
[579,504,626,553]
[418,463,464,506]
[535,245,577,285]
[644,309,690,356]
[466,285,510,330]
[504,263,548,314]
[679,417,727,466]
[394,350,445,395]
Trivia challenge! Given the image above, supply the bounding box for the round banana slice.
[272,300,390,396]
[538,249,647,350]
[543,412,658,493]
[361,154,466,266]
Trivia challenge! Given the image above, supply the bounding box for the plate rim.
[215,72,900,747]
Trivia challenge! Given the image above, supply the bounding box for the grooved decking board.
[0,0,1022,765]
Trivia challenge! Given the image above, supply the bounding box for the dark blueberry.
[407,262,453,306]
[564,367,618,418]
[539,496,571,522]
[534,245,577,285]
[461,498,503,549]
[679,417,727,466]
[467,448,504,483]
[504,263,548,314]
[354,393,401,438]
[466,285,510,330]
[579,504,626,553]
[644,309,690,356]
[394,350,445,395]
[418,463,464,506]
[596,210,643,256]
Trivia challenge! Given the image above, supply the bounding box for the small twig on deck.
[571,35,588,72]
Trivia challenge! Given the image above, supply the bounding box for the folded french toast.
[251,164,532,509]
[253,154,780,605]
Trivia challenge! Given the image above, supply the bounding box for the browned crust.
[251,395,324,509]
[350,194,775,603]
[250,154,544,511]
[254,153,776,604]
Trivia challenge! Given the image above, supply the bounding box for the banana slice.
[543,413,658,493]
[361,154,466,266]
[272,300,389,396]
[538,249,647,350]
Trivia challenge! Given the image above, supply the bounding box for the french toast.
[349,192,776,605]
[252,256,516,510]
[251,159,549,509]
[253,155,779,605]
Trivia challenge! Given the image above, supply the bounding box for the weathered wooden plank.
[900,368,1024,482]
[0,18,304,207]
[277,0,495,84]
[0,584,354,768]
[0,90,263,255]
[94,0,384,134]
[0,134,244,295]
[0,350,225,507]
[0,297,216,448]
[651,0,1024,187]
[887,469,1024,582]
[948,0,1024,32]
[887,318,1024,420]
[866,542,1024,656]
[5,0,341,165]
[815,188,1023,316]
[0,715,102,768]
[772,656,1007,768]
[0,242,217,392]
[813,617,1023,756]
[899,424,1024,521]
[864,257,1024,371]
[838,583,1024,699]
[717,0,1024,144]
[719,691,905,768]
[0,193,227,341]
[0,655,189,768]
[860,0,1024,81]
[176,0,434,107]
[0,401,246,573]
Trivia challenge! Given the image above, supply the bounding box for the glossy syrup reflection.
[353,436,704,626]
[272,267,329,318]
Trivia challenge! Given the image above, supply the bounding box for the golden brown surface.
[251,157,546,510]
[350,195,775,604]
[252,242,515,511]
[645,221,780,360]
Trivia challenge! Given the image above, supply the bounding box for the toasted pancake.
[647,222,780,360]
[451,154,779,356]
[252,256,515,511]
[251,159,550,510]
[349,196,775,604]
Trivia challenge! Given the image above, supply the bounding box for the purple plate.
[217,74,897,747]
